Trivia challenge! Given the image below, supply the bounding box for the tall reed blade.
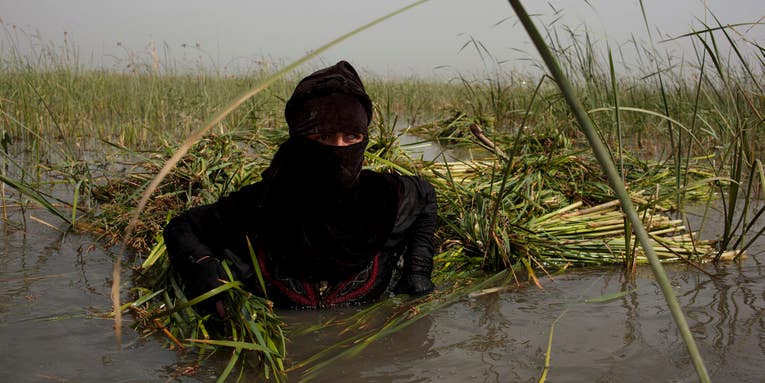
[505,1,711,381]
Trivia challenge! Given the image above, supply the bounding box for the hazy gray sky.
[1,0,763,78]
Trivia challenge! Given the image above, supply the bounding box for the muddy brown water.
[1,199,764,383]
[2,142,765,382]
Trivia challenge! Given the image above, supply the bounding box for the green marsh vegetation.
[1,2,764,381]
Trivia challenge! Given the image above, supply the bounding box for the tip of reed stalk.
[717,250,746,262]
[467,285,511,298]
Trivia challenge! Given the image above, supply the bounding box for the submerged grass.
[1,3,763,381]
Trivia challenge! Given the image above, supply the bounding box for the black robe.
[163,170,437,308]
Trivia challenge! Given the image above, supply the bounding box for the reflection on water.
[282,260,765,383]
[1,205,765,382]
[0,209,203,383]
[398,134,491,162]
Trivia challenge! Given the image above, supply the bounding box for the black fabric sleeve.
[163,204,230,298]
[162,184,258,298]
[386,175,437,295]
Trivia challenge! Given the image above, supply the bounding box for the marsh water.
[2,145,765,383]
[2,195,765,383]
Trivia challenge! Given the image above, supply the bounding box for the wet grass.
[1,2,763,381]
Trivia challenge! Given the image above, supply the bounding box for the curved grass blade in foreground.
[505,1,710,381]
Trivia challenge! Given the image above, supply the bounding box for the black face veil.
[255,61,397,281]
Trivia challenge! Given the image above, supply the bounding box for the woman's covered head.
[284,61,372,142]
[261,61,371,193]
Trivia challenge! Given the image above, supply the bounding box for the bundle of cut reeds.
[415,149,723,278]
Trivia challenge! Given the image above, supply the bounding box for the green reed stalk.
[505,1,710,381]
[607,48,634,271]
[483,75,546,268]
[639,0,682,208]
[688,19,765,260]
[0,173,72,225]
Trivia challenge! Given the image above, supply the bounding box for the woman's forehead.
[302,94,369,133]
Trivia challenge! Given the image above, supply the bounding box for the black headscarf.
[285,60,373,137]
[256,61,397,282]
